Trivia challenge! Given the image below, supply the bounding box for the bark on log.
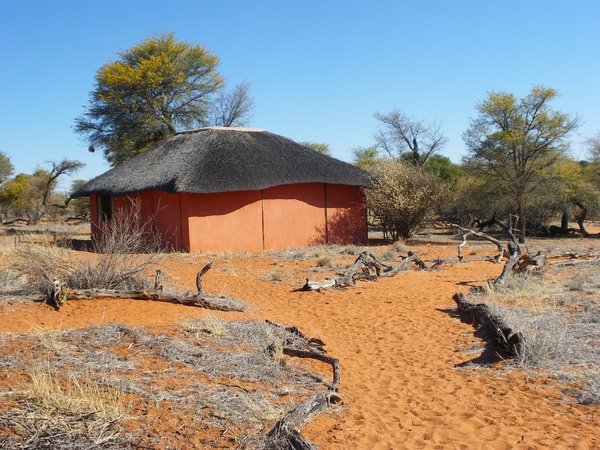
[552,257,600,267]
[494,228,521,285]
[51,264,241,311]
[514,251,547,274]
[336,251,392,286]
[265,391,342,450]
[494,246,520,285]
[265,321,339,390]
[282,347,340,391]
[265,319,326,352]
[453,292,523,358]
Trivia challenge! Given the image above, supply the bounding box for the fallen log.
[265,391,342,450]
[336,251,392,286]
[265,319,326,352]
[452,292,523,358]
[51,264,242,312]
[301,251,427,291]
[552,257,600,267]
[265,321,339,390]
[514,251,547,274]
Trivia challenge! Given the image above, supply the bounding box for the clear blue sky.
[1,0,598,191]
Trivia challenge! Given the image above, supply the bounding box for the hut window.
[97,195,114,222]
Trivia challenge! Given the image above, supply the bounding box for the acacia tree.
[75,32,255,165]
[0,151,13,184]
[374,109,447,166]
[0,159,84,224]
[462,85,580,242]
[351,145,380,169]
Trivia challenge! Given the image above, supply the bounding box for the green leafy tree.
[299,141,331,155]
[0,151,14,184]
[423,154,464,184]
[365,158,449,241]
[462,85,580,242]
[351,145,379,169]
[548,157,599,236]
[75,32,239,165]
[0,173,31,220]
[68,179,91,220]
[374,109,447,166]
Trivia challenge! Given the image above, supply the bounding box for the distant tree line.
[0,154,86,225]
[7,32,595,242]
[354,85,598,242]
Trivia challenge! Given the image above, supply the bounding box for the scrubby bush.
[366,158,449,241]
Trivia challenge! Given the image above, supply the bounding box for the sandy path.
[2,251,599,449]
[167,255,600,449]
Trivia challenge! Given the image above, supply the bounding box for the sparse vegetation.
[465,261,600,404]
[0,320,333,448]
[11,199,165,298]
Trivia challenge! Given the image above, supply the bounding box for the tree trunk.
[518,208,526,244]
[561,210,569,232]
[575,202,590,237]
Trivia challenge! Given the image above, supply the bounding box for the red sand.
[2,242,599,449]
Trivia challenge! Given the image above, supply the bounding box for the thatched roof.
[72,127,372,197]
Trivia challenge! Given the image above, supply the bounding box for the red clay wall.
[185,190,263,252]
[326,184,368,245]
[90,190,185,251]
[262,183,327,249]
[90,183,367,252]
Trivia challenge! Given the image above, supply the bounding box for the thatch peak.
[177,126,268,134]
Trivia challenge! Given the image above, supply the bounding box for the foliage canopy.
[75,32,234,165]
[462,85,579,241]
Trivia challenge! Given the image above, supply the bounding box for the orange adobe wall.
[90,183,367,253]
[326,184,368,245]
[185,190,264,253]
[262,183,327,249]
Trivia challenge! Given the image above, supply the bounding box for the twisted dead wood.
[51,263,241,311]
[265,391,343,450]
[264,321,342,450]
[447,223,505,263]
[301,251,428,291]
[453,292,523,358]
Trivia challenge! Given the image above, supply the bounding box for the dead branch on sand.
[447,221,546,285]
[447,223,505,263]
[264,321,342,449]
[265,391,343,450]
[51,263,242,311]
[301,250,430,291]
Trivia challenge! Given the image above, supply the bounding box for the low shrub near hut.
[365,158,449,241]
[11,200,165,297]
